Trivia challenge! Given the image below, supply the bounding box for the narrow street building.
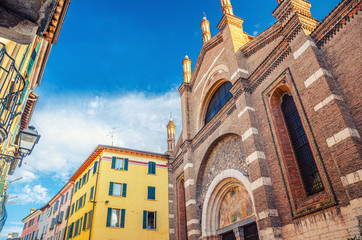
[167,0,361,239]
[20,209,41,240]
[66,145,169,240]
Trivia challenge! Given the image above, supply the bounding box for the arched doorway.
[202,170,259,240]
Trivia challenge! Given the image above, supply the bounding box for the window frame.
[262,69,336,218]
[204,81,233,124]
[143,210,157,230]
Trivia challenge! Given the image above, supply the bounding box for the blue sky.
[3,0,340,237]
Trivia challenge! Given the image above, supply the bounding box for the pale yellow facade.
[66,145,169,240]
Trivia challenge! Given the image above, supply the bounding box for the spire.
[220,0,233,15]
[167,116,176,153]
[182,54,192,84]
[201,15,211,44]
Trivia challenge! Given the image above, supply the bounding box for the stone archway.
[201,169,259,240]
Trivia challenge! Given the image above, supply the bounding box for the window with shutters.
[106,208,126,228]
[73,219,80,237]
[93,161,98,174]
[148,162,156,175]
[147,186,156,200]
[108,182,127,197]
[89,186,94,201]
[71,203,75,215]
[54,200,59,211]
[60,195,64,206]
[143,211,157,230]
[111,157,129,171]
[87,210,92,230]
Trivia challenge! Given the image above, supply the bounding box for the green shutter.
[93,161,98,174]
[89,187,94,200]
[143,211,147,229]
[71,203,74,215]
[153,162,156,174]
[87,170,90,182]
[106,208,112,227]
[79,217,83,235]
[122,183,127,197]
[154,211,157,229]
[71,223,75,237]
[111,156,116,169]
[109,182,114,196]
[88,210,92,229]
[83,213,87,230]
[83,193,86,206]
[148,187,155,200]
[120,209,126,228]
[124,158,129,171]
[148,162,151,174]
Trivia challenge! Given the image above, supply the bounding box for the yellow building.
[66,145,169,240]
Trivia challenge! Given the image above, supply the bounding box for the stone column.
[233,227,245,240]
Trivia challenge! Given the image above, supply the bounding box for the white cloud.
[253,31,259,36]
[8,168,36,183]
[0,223,23,239]
[12,91,181,182]
[16,184,50,205]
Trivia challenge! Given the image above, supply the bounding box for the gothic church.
[166,0,361,239]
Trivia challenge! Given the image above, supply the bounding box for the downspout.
[88,150,102,240]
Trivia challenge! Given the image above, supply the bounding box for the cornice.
[311,0,361,48]
[217,14,244,31]
[246,39,292,93]
[241,23,282,57]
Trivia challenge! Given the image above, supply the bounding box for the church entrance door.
[222,231,236,240]
[244,223,259,240]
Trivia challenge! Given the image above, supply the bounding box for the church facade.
[167,0,361,239]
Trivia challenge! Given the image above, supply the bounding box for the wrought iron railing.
[0,43,26,144]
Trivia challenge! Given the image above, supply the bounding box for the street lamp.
[17,126,40,167]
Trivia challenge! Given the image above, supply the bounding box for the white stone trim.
[168,200,174,203]
[183,163,194,171]
[238,106,255,118]
[246,151,266,165]
[350,197,362,217]
[251,177,272,191]
[184,179,195,188]
[169,214,175,219]
[195,48,225,91]
[258,209,279,220]
[341,169,362,187]
[188,229,201,237]
[242,127,259,141]
[314,94,343,111]
[186,199,196,207]
[259,227,282,240]
[231,68,249,80]
[168,184,174,188]
[326,128,361,147]
[304,68,333,88]
[187,219,199,226]
[169,228,175,234]
[293,40,317,59]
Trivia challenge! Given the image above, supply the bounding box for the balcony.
[0,43,26,144]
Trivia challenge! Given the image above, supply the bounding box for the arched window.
[205,82,232,124]
[281,94,324,196]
